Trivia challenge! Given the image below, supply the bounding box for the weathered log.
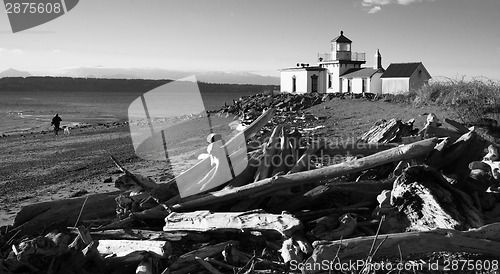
[170,138,438,210]
[320,143,400,158]
[445,118,470,134]
[271,179,394,212]
[163,210,302,237]
[293,207,371,222]
[97,239,171,257]
[204,258,236,272]
[358,119,399,143]
[287,139,326,174]
[443,132,491,179]
[484,144,499,161]
[136,254,155,274]
[384,165,482,233]
[281,238,305,263]
[104,251,157,273]
[304,222,500,274]
[358,119,416,143]
[255,125,282,181]
[195,256,224,274]
[169,240,238,270]
[422,125,462,141]
[11,192,119,237]
[272,127,294,175]
[72,228,188,241]
[65,225,105,272]
[310,213,357,241]
[425,131,476,172]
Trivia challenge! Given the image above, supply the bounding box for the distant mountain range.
[0,68,31,78]
[0,67,279,85]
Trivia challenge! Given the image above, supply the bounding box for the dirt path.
[0,98,453,227]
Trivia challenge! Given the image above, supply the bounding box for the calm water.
[0,90,254,135]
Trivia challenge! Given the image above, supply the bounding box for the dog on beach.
[62,126,70,135]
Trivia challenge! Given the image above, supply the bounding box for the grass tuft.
[379,77,500,126]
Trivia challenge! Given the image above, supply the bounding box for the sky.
[0,0,499,81]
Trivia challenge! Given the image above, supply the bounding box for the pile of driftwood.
[2,109,500,274]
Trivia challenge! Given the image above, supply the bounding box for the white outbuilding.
[380,62,432,94]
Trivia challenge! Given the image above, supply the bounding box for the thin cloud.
[368,6,382,13]
[363,0,391,6]
[396,0,424,5]
[361,0,432,13]
[0,48,23,54]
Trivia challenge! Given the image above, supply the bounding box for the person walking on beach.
[51,113,62,135]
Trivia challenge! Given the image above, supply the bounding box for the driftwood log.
[170,138,438,210]
[320,143,400,159]
[357,119,416,143]
[271,179,394,212]
[425,131,476,171]
[11,192,119,237]
[97,239,171,257]
[80,229,188,241]
[169,240,238,270]
[383,165,482,233]
[304,222,500,274]
[163,210,302,237]
[255,125,283,181]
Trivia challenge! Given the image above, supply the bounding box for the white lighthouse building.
[280,31,431,94]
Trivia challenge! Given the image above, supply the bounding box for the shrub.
[410,77,500,125]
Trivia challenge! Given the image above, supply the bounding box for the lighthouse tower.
[318,31,366,93]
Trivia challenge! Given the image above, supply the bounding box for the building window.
[292,76,296,92]
[336,43,351,52]
[418,70,422,78]
[328,74,332,88]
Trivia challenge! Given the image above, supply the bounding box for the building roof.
[331,31,352,43]
[380,63,424,78]
[340,68,384,79]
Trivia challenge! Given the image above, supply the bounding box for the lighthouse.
[318,31,366,93]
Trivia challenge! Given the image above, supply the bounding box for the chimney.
[374,49,382,69]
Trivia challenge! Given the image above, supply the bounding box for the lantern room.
[331,31,353,61]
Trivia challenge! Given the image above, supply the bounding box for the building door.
[347,79,352,93]
[311,75,318,93]
[292,76,296,92]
